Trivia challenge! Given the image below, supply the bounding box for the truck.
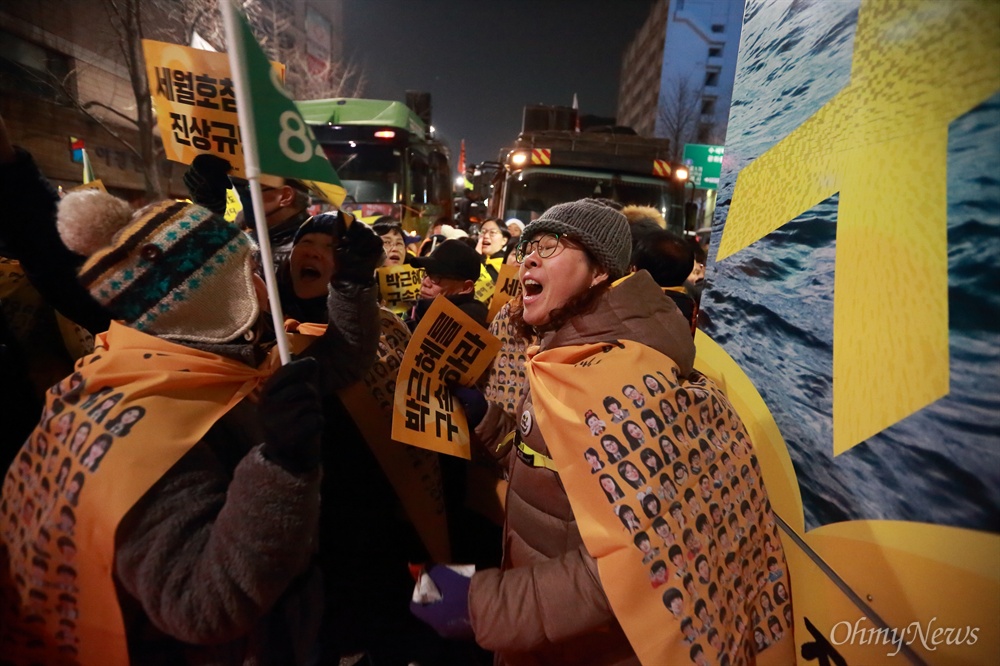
[296,93,452,235]
[475,105,683,230]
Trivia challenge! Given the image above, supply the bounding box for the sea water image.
[701,0,1000,533]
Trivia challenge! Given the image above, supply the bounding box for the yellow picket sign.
[473,263,495,305]
[141,39,285,178]
[377,264,424,312]
[223,188,242,223]
[486,262,521,324]
[391,298,500,459]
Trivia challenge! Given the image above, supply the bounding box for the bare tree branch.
[656,76,712,162]
[23,0,366,199]
[13,63,143,162]
[93,0,162,198]
[82,101,139,127]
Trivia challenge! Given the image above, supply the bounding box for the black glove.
[259,357,324,474]
[183,154,233,215]
[330,211,385,286]
[449,383,488,429]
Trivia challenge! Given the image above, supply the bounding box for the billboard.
[697,0,1000,662]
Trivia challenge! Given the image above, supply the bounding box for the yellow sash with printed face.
[0,321,264,666]
[528,340,795,666]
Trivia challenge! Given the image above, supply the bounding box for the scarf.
[0,321,263,665]
[528,340,794,665]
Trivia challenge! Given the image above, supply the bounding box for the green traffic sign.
[682,144,724,190]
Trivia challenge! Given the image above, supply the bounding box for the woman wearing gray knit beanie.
[411,198,794,665]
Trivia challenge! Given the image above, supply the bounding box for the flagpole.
[220,0,291,365]
[82,148,95,184]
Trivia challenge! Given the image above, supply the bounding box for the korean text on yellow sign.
[141,39,284,177]
[377,264,424,310]
[391,298,500,459]
[486,262,521,323]
[473,263,495,305]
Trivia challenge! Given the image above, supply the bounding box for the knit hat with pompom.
[57,190,259,344]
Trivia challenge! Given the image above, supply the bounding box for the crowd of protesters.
[0,108,789,666]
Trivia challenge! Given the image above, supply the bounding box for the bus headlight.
[510,151,529,167]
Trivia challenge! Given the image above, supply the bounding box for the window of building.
[709,46,723,58]
[711,24,725,33]
[0,30,72,102]
[704,70,720,87]
[701,98,717,116]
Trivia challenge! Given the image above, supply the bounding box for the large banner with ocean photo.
[696,0,999,663]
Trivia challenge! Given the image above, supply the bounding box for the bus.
[296,97,453,234]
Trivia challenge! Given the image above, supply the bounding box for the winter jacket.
[469,271,695,665]
[116,283,379,666]
[113,402,323,666]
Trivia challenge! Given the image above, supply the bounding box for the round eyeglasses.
[514,233,562,263]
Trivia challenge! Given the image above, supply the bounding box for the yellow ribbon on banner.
[0,322,263,665]
[528,340,794,665]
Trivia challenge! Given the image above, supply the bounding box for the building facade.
[616,0,669,137]
[655,0,744,149]
[618,0,744,158]
[0,0,345,202]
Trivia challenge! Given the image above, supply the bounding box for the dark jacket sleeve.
[468,545,615,651]
[0,147,112,334]
[299,281,381,395]
[114,436,321,644]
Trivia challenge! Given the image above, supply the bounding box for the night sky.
[342,0,657,167]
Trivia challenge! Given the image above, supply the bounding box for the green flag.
[230,8,343,193]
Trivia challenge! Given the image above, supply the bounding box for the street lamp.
[672,167,697,232]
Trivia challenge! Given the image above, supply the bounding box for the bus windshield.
[504,168,673,224]
[320,143,402,204]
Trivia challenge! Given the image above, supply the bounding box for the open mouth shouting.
[521,276,543,302]
[292,261,331,299]
[289,233,336,299]
[520,271,547,324]
[298,264,324,282]
[384,247,404,265]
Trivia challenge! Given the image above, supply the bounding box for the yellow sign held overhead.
[391,298,500,459]
[141,39,285,179]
